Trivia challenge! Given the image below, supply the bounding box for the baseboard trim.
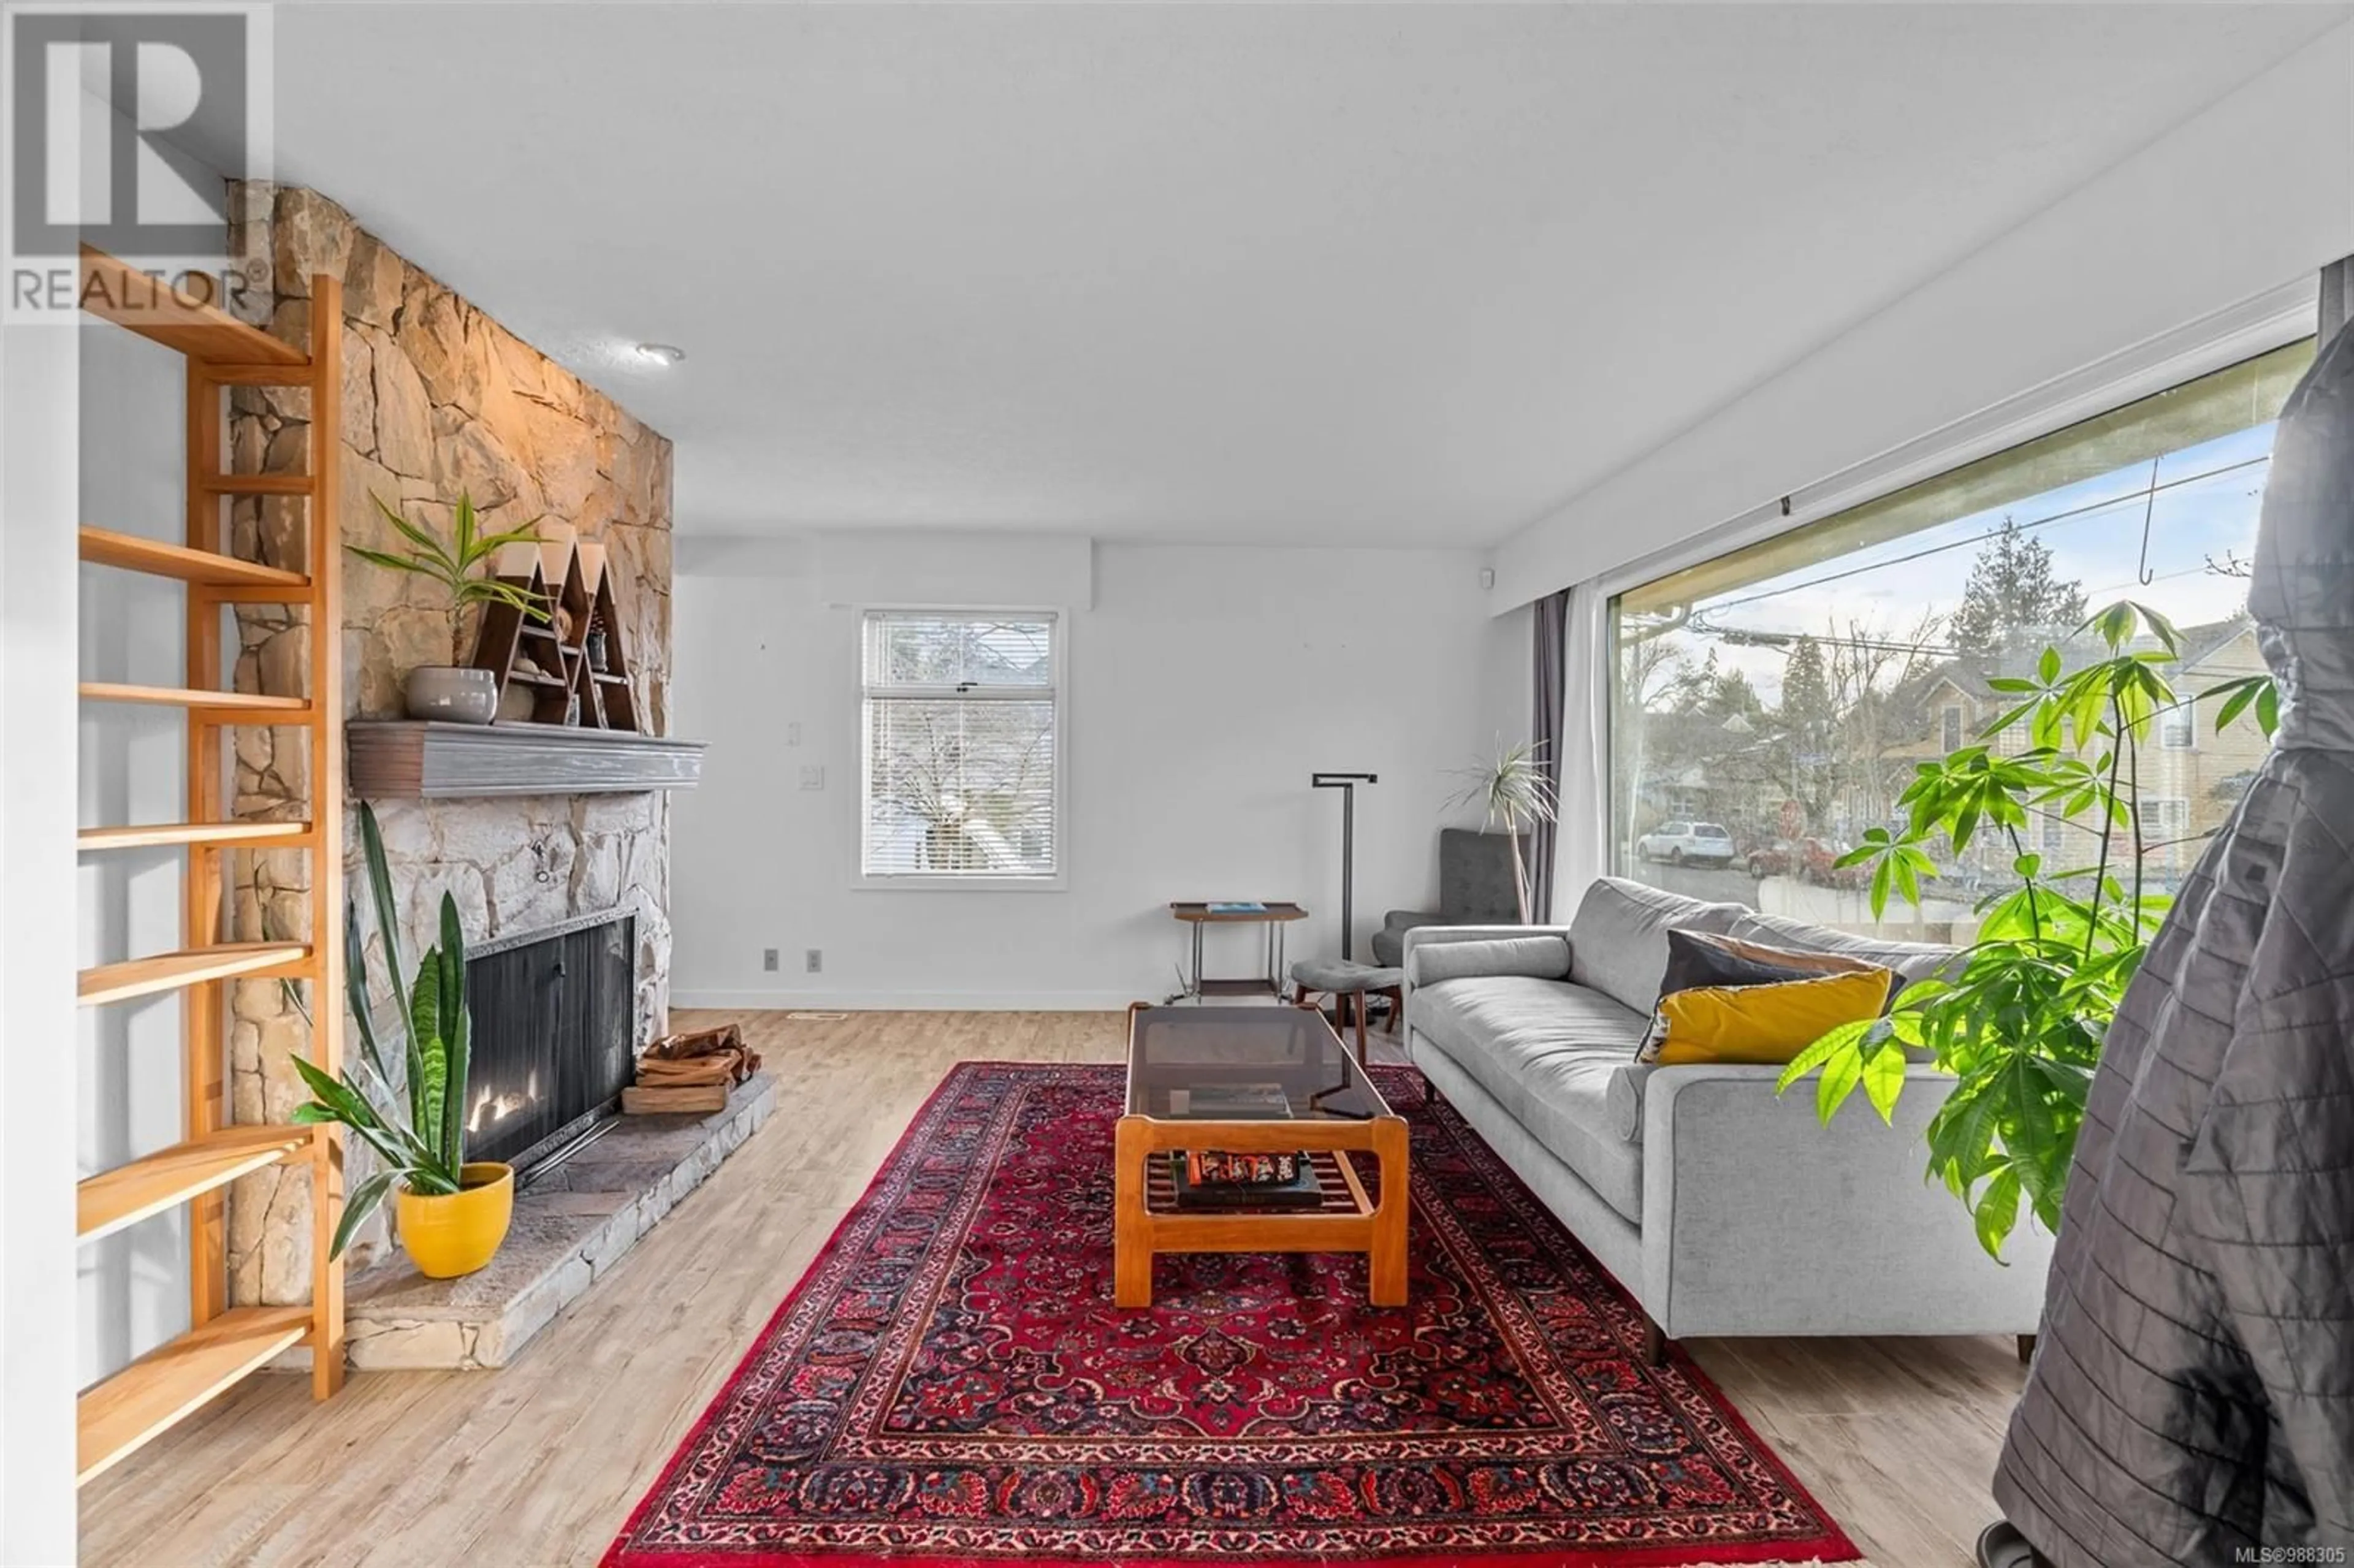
[671,988,1154,1013]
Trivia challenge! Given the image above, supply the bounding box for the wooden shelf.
[80,527,309,590]
[79,682,310,714]
[77,248,308,369]
[80,1127,311,1244]
[78,820,310,853]
[591,672,626,685]
[78,1306,313,1484]
[197,473,314,495]
[79,943,310,1007]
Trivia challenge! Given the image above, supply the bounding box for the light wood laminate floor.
[83,1010,2024,1567]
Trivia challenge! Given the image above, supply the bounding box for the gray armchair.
[1371,828,1523,965]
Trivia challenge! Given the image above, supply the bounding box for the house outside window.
[2160,695,2196,749]
[859,609,1064,888]
[2143,796,2193,873]
[1609,341,2306,940]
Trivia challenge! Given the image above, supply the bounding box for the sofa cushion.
[1409,934,1572,986]
[1566,877,1748,1013]
[1725,911,1960,995]
[1648,966,1895,1066]
[1410,975,1650,1222]
[1636,929,1890,1060]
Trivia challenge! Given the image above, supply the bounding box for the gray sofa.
[1402,876,2054,1359]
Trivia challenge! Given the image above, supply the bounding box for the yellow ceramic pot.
[396,1162,514,1279]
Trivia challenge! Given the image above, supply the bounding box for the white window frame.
[853,604,1068,893]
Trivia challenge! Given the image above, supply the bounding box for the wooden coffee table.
[1114,1002,1409,1309]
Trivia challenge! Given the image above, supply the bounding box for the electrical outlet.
[786,721,802,747]
[799,764,825,791]
[805,948,823,973]
[763,948,780,972]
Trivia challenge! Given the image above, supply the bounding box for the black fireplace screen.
[462,914,636,1178]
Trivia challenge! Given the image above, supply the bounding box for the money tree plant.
[1775,602,2276,1258]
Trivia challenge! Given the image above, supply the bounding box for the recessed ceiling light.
[634,342,686,367]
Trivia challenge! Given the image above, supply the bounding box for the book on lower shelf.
[1169,1149,1324,1210]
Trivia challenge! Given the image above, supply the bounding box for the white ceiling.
[269,3,2347,547]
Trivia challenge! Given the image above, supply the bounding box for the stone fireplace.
[213,183,688,1311]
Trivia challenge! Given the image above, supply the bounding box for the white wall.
[77,325,194,1385]
[1492,18,2354,610]
[2,321,83,1565]
[671,538,1499,1008]
[1479,601,1532,763]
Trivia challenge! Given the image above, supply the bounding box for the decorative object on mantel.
[623,1022,764,1115]
[469,522,643,732]
[290,804,515,1279]
[347,721,705,798]
[352,492,546,725]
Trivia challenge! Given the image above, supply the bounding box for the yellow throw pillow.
[1650,967,1894,1067]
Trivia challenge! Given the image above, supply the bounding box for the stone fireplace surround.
[208,183,753,1364]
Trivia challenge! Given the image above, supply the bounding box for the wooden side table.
[1167,902,1308,999]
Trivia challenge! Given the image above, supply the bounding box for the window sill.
[855,873,1067,894]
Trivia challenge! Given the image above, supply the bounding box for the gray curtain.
[1530,588,1570,922]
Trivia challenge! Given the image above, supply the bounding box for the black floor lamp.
[1311,772,1378,960]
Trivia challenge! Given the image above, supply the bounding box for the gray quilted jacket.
[1993,322,2354,1564]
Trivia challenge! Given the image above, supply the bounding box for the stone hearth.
[346,1075,774,1370]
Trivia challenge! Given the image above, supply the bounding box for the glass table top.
[1124,1005,1390,1122]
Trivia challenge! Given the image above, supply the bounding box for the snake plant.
[289,801,475,1258]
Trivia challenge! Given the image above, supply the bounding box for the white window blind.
[860,610,1061,883]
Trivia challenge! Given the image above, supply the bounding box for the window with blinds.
[859,610,1062,884]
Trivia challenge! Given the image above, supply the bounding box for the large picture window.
[860,609,1062,886]
[1609,341,2308,940]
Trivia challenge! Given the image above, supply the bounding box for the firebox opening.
[462,910,638,1186]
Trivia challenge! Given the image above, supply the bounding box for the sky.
[1644,421,2273,706]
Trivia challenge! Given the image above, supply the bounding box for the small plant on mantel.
[351,491,544,723]
[1774,602,2277,1260]
[289,802,515,1277]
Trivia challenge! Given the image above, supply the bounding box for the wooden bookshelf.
[74,246,348,1483]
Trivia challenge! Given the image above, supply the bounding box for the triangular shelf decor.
[467,523,642,732]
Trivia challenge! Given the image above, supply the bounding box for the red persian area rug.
[604,1062,1859,1568]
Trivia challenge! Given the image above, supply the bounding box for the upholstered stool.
[1289,958,1405,1065]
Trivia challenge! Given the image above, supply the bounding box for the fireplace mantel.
[348,721,706,799]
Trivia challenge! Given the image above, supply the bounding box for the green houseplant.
[352,491,544,725]
[1775,602,2276,1259]
[291,802,513,1277]
[1446,739,1560,924]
